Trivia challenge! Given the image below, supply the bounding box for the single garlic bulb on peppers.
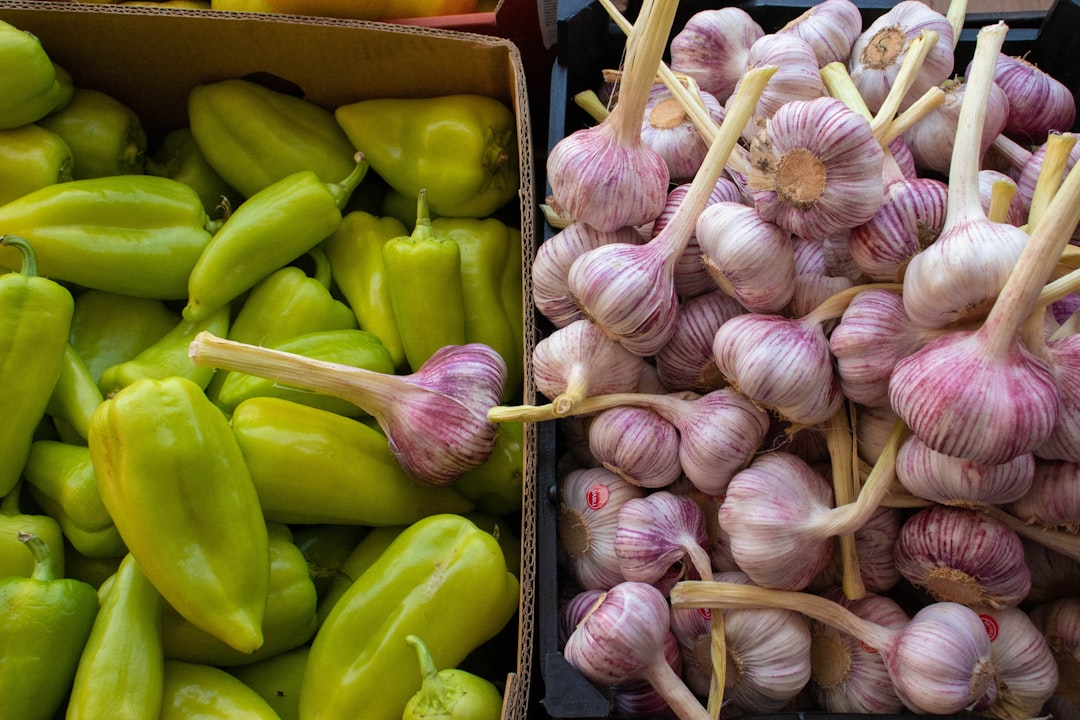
[979,606,1060,720]
[671,581,997,715]
[776,0,863,68]
[1007,458,1080,531]
[187,333,504,486]
[895,432,1035,507]
[545,0,677,232]
[748,96,885,242]
[892,504,1032,609]
[587,405,682,489]
[654,290,744,393]
[668,7,764,102]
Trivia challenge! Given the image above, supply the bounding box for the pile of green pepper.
[0,18,525,720]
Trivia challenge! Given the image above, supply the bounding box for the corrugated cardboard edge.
[0,5,537,719]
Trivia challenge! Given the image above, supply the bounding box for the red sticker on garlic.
[586,484,610,510]
[980,614,999,641]
[858,641,879,654]
[698,607,713,620]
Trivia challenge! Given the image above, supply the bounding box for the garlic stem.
[991,133,1034,169]
[574,89,611,123]
[945,0,969,49]
[869,30,939,140]
[983,505,1080,563]
[988,178,1019,224]
[823,407,865,600]
[610,0,680,147]
[879,86,946,144]
[1027,132,1077,233]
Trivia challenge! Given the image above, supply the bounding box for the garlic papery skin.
[730,33,825,143]
[809,588,909,714]
[588,405,682,489]
[809,506,904,595]
[615,491,713,584]
[790,237,856,319]
[854,403,901,467]
[895,432,1036,508]
[559,588,606,647]
[979,169,1026,226]
[777,0,863,68]
[695,201,795,313]
[531,319,645,417]
[533,222,646,328]
[1033,333,1080,462]
[566,67,776,357]
[563,581,713,720]
[989,52,1078,145]
[1028,597,1080,719]
[1007,458,1080,531]
[558,467,646,591]
[670,581,997,715]
[847,177,948,282]
[980,606,1060,720]
[829,287,939,408]
[669,7,764,103]
[712,312,843,428]
[655,290,745,393]
[188,333,504,486]
[642,85,726,183]
[847,0,955,115]
[748,96,884,242]
[893,504,1032,609]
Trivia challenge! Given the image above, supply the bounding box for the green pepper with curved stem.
[323,210,408,368]
[162,522,317,667]
[230,397,474,526]
[334,94,519,218]
[0,19,64,129]
[382,190,466,372]
[0,532,99,720]
[145,126,242,216]
[22,440,125,559]
[37,87,147,179]
[183,157,368,321]
[89,375,270,654]
[0,124,73,205]
[0,235,73,498]
[66,552,164,720]
[230,645,309,720]
[45,344,104,443]
[216,328,392,417]
[300,514,519,720]
[68,290,179,384]
[0,481,65,578]
[188,77,359,199]
[402,634,504,720]
[97,305,230,397]
[0,175,217,299]
[161,660,282,720]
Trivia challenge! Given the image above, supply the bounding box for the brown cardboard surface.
[0,4,537,718]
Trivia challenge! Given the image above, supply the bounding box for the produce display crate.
[0,3,538,718]
[533,0,1080,717]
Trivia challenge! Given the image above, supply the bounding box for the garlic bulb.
[790,236,855,318]
[615,491,713,584]
[808,589,909,714]
[695,201,795,313]
[895,432,1036,507]
[979,169,1026,226]
[588,406,682,489]
[1014,134,1080,214]
[847,0,954,114]
[1028,597,1080,720]
[809,506,904,595]
[654,290,744,393]
[748,96,884,241]
[641,84,726,183]
[532,222,646,328]
[979,606,1060,720]
[777,0,863,67]
[1007,458,1080,531]
[988,52,1078,145]
[1033,333,1080,463]
[730,33,826,143]
[847,177,948,282]
[853,403,901,467]
[893,504,1032,609]
[669,7,764,102]
[558,467,646,591]
[1023,538,1080,605]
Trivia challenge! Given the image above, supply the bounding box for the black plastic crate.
[534,0,1080,718]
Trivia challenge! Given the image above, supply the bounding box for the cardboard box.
[0,3,538,718]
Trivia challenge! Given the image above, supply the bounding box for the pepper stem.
[17,531,57,582]
[406,634,453,714]
[328,152,369,210]
[0,235,40,276]
[307,245,334,290]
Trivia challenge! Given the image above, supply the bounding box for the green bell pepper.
[0,532,99,720]
[300,513,519,720]
[0,19,64,129]
[0,176,217,299]
[68,290,179,384]
[66,552,164,720]
[36,87,147,179]
[382,190,466,372]
[161,660,282,720]
[188,77,358,199]
[0,236,73,498]
[314,524,405,627]
[0,481,65,579]
[230,645,309,720]
[145,126,242,216]
[183,157,368,321]
[216,328,393,416]
[403,634,504,720]
[162,522,317,667]
[97,305,230,397]
[22,440,126,559]
[45,344,104,443]
[454,422,524,517]
[88,375,270,654]
[230,397,474,525]
[323,210,408,369]
[334,93,519,218]
[0,124,72,205]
